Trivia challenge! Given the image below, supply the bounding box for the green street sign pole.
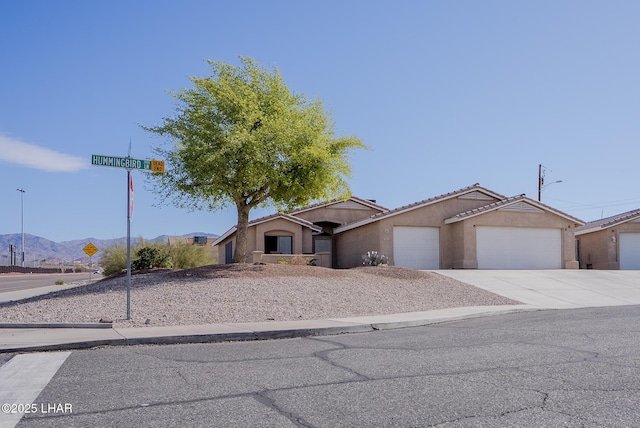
[91,152,165,321]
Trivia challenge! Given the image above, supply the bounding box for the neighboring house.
[214,184,585,270]
[575,208,640,270]
[213,197,387,265]
[167,235,218,247]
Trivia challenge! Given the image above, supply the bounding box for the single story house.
[213,197,387,265]
[575,208,640,269]
[214,184,585,270]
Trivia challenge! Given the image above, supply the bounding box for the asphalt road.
[8,304,640,427]
[0,273,96,293]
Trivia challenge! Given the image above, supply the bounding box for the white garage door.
[620,233,640,270]
[393,226,440,269]
[477,227,562,269]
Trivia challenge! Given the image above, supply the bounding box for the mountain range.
[0,233,218,265]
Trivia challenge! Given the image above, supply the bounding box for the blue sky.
[1,0,639,243]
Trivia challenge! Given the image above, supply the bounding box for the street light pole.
[16,188,25,267]
[537,165,562,201]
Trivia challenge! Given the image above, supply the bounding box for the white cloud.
[0,134,87,172]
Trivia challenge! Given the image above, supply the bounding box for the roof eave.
[575,226,603,236]
[212,227,237,246]
[576,212,640,235]
[445,197,585,226]
[291,196,388,215]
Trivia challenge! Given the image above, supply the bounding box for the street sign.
[91,150,164,320]
[91,155,164,172]
[83,242,99,257]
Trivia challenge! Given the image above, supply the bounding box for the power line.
[546,196,640,211]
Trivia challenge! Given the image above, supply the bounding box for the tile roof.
[576,208,640,235]
[334,184,507,233]
[289,195,388,215]
[445,194,585,225]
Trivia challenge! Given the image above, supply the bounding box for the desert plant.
[276,255,317,266]
[362,251,388,266]
[55,280,64,285]
[167,242,213,269]
[131,247,161,270]
[290,255,311,265]
[99,242,128,276]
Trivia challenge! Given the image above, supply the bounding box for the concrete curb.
[0,324,375,354]
[0,306,537,353]
[0,323,113,329]
[368,307,536,330]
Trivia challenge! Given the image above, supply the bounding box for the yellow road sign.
[83,242,99,257]
[151,160,165,173]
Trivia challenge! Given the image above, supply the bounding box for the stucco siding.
[451,221,477,269]
[335,222,381,268]
[577,230,615,269]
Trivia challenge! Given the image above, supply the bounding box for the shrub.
[99,242,128,276]
[168,242,214,269]
[55,280,64,285]
[290,255,311,265]
[276,255,316,266]
[131,246,172,270]
[362,251,388,266]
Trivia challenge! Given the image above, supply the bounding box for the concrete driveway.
[435,270,640,309]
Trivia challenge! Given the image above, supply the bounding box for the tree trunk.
[233,204,251,263]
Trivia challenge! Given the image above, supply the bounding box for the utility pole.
[538,164,542,201]
[538,164,562,201]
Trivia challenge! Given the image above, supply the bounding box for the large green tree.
[143,57,366,263]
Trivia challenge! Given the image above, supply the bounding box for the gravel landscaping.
[0,264,519,327]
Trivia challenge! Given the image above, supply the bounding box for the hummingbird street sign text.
[91,155,164,172]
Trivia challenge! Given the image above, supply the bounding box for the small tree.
[143,57,366,263]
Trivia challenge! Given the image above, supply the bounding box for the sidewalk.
[0,279,92,305]
[0,305,531,353]
[4,270,640,353]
